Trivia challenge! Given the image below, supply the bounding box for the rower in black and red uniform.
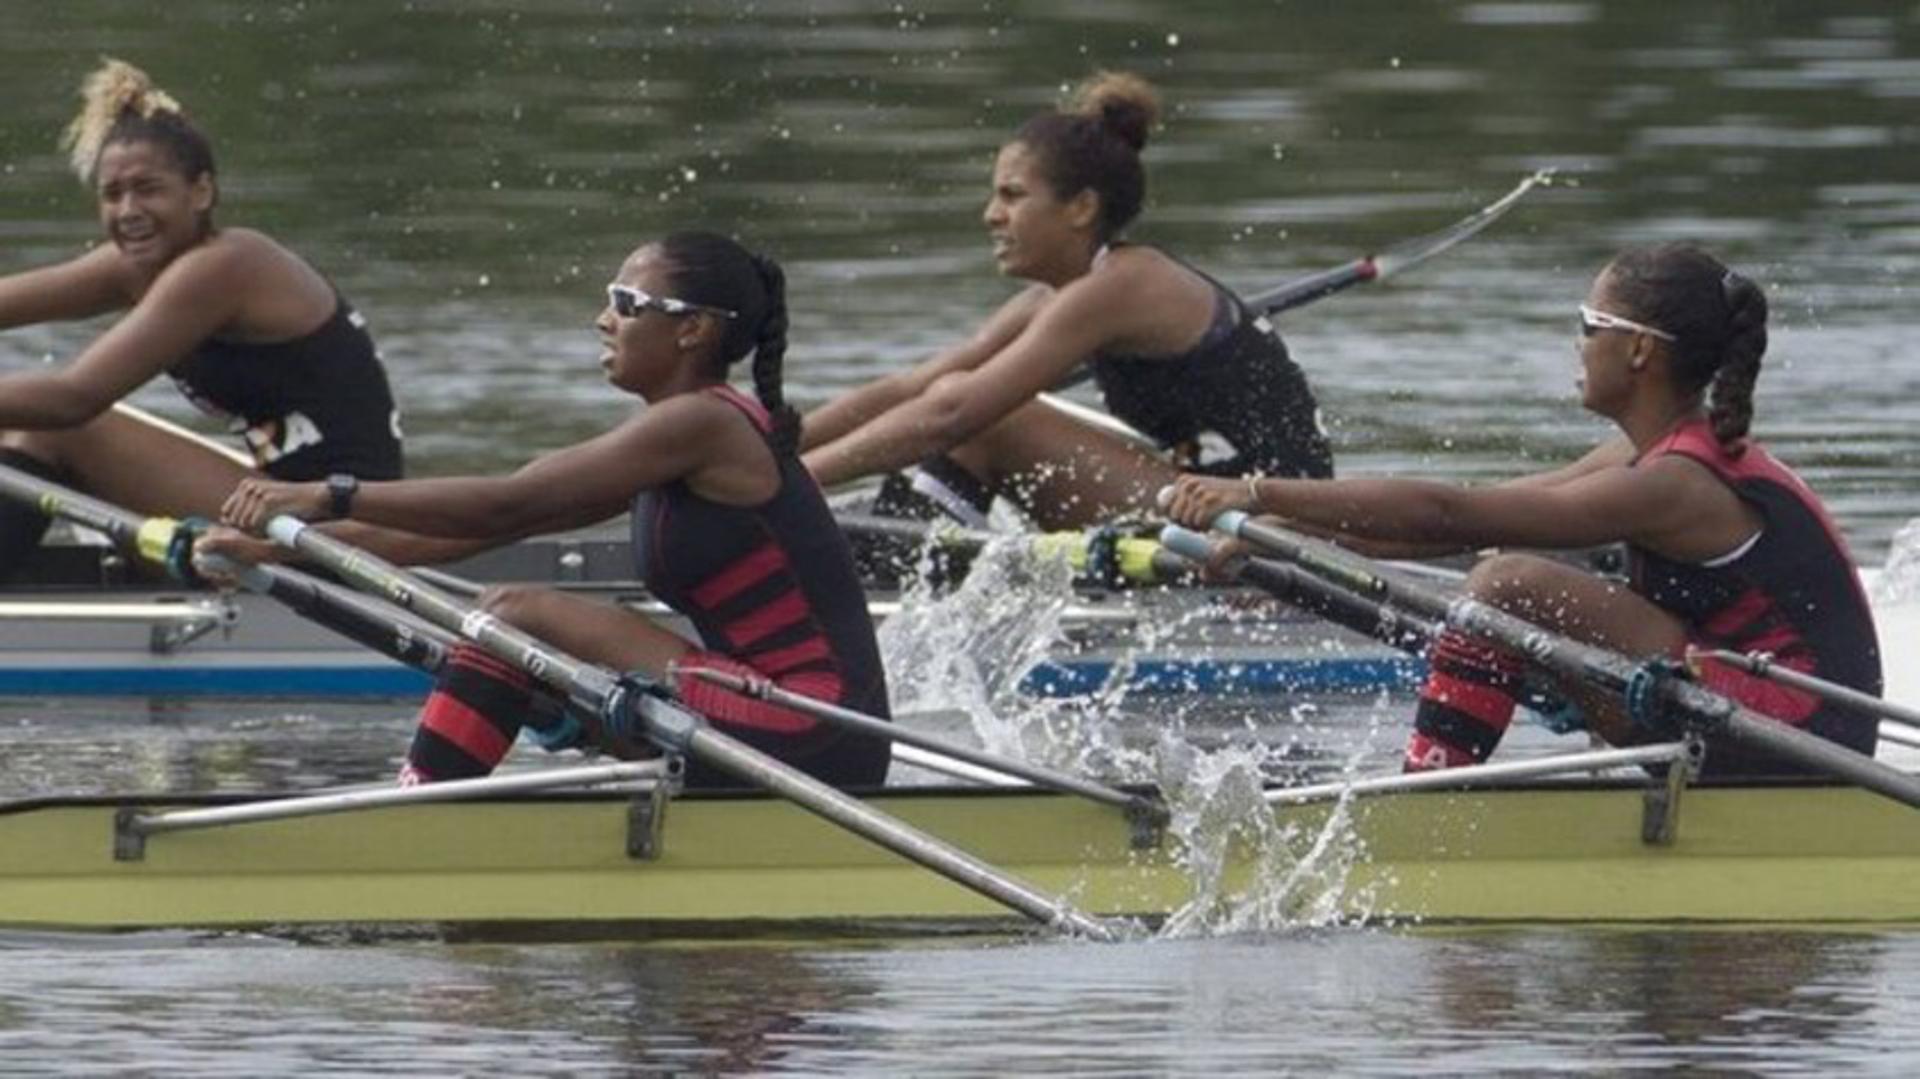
[1627,417,1880,772]
[1167,242,1882,777]
[629,382,889,787]
[214,231,890,790]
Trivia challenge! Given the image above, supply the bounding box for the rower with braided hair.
[1167,242,1881,778]
[211,231,891,790]
[0,58,405,578]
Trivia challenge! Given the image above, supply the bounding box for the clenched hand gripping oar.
[0,461,449,673]
[1167,511,1920,811]
[259,513,1126,940]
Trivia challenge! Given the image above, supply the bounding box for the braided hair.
[656,230,802,455]
[1013,71,1161,241]
[61,58,216,189]
[1603,242,1768,446]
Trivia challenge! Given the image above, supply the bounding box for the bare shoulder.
[629,391,745,435]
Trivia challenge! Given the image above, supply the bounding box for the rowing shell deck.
[4,778,1917,934]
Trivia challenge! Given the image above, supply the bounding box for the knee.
[1464,553,1569,617]
[1463,552,1629,628]
[476,584,544,627]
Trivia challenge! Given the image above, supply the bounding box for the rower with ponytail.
[0,57,404,581]
[212,230,891,792]
[1168,242,1880,779]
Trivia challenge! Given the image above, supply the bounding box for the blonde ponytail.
[60,58,188,182]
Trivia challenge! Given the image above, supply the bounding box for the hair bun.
[1070,70,1159,152]
[61,58,183,180]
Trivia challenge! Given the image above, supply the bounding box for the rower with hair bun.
[0,58,403,576]
[802,71,1331,531]
[1166,243,1882,778]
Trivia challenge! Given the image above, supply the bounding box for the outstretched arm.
[1166,455,1721,557]
[800,285,1046,453]
[223,392,753,542]
[801,278,1123,487]
[0,244,135,330]
[0,242,242,428]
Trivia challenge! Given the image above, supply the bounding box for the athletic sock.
[399,643,535,784]
[1404,629,1524,772]
[0,449,63,581]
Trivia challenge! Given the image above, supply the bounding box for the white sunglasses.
[1578,304,1675,343]
[606,283,738,321]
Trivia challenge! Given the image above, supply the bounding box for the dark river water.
[4,1,1920,1073]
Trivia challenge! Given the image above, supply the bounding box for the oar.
[0,461,449,673]
[257,513,1124,940]
[1048,168,1557,395]
[1692,648,1920,737]
[1243,168,1555,315]
[678,665,1168,826]
[1164,512,1920,810]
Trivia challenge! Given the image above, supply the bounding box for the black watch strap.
[326,473,359,520]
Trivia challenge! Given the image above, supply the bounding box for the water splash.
[876,532,1394,936]
[879,535,1132,774]
[1870,516,1920,606]
[1149,711,1388,939]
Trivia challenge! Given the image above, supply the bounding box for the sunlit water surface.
[5,1,1920,1073]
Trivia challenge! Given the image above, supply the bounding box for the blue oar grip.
[1211,509,1251,536]
[265,515,307,546]
[1157,525,1215,563]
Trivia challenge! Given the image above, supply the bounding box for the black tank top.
[1631,419,1881,772]
[1089,250,1333,479]
[169,295,404,481]
[630,386,891,783]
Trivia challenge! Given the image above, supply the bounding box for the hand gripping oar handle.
[1157,525,1436,655]
[1187,509,1920,811]
[0,462,448,673]
[836,510,1175,586]
[261,515,1123,940]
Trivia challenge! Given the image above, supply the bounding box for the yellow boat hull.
[2,782,1916,933]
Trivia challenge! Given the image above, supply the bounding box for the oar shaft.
[680,665,1164,822]
[264,515,1121,940]
[203,555,451,673]
[1699,649,1920,732]
[682,725,1117,938]
[1159,527,1436,655]
[0,462,450,674]
[1196,511,1920,810]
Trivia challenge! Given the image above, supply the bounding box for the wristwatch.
[326,473,359,520]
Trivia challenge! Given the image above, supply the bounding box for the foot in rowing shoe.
[851,465,992,589]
